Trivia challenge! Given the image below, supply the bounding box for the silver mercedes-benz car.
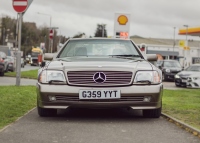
[37,38,163,118]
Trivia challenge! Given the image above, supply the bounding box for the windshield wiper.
[109,54,143,60]
[110,54,141,57]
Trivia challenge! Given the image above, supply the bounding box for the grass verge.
[5,69,38,79]
[163,89,200,130]
[0,86,36,129]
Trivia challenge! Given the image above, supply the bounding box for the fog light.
[143,96,151,102]
[49,96,56,101]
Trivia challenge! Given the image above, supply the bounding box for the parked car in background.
[0,51,9,72]
[175,64,200,87]
[156,60,182,81]
[5,56,15,72]
[187,73,200,88]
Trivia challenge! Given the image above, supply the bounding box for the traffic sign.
[13,0,28,13]
[49,29,54,39]
[22,0,33,15]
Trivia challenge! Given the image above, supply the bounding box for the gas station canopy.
[179,27,200,36]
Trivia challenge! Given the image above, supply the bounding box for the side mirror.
[146,54,157,61]
[44,53,54,61]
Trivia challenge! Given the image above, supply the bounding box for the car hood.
[46,57,153,71]
[177,71,200,77]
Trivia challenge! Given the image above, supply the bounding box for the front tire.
[37,104,57,117]
[143,107,161,118]
[0,71,4,76]
[175,83,180,87]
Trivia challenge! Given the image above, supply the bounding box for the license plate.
[182,80,187,83]
[79,90,120,99]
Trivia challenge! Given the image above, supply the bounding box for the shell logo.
[118,15,128,25]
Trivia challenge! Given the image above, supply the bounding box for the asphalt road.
[21,64,39,71]
[0,108,199,143]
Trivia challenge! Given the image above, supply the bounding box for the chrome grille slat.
[67,71,133,86]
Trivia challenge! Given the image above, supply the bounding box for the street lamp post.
[101,24,106,37]
[37,12,52,28]
[183,25,189,69]
[184,25,188,47]
[173,27,176,59]
[37,12,52,52]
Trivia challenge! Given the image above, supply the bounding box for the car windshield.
[31,52,40,57]
[185,65,200,71]
[163,61,181,68]
[58,39,142,58]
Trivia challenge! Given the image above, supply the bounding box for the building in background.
[131,36,200,68]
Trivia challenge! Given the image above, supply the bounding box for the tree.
[0,16,16,45]
[73,32,85,38]
[0,15,67,54]
[94,24,107,37]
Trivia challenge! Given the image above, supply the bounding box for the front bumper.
[8,64,14,71]
[187,79,200,88]
[175,78,187,87]
[37,83,163,109]
[165,73,177,80]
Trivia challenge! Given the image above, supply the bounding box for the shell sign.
[118,15,128,25]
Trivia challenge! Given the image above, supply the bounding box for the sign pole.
[16,13,22,86]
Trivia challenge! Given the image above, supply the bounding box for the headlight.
[165,69,170,73]
[175,74,180,78]
[39,70,66,84]
[134,71,161,84]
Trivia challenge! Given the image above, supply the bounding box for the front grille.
[55,95,144,102]
[180,77,188,80]
[187,77,192,82]
[67,71,133,86]
[171,71,180,74]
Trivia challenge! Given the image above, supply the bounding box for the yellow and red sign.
[114,13,130,38]
[118,15,128,25]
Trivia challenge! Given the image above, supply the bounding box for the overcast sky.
[1,0,200,40]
